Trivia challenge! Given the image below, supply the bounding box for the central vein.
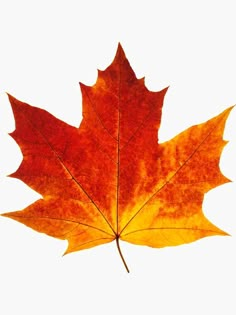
[116,63,121,235]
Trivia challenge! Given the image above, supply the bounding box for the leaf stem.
[116,236,130,273]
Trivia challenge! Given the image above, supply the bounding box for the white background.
[0,1,236,314]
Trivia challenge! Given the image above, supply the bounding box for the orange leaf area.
[2,44,233,271]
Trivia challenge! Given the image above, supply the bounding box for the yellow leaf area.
[2,44,233,271]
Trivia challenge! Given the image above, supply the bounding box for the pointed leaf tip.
[6,93,14,102]
[113,43,127,64]
[161,86,169,95]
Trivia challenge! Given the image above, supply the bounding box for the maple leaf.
[1,44,233,272]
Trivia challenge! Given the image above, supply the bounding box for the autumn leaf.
[1,44,233,272]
